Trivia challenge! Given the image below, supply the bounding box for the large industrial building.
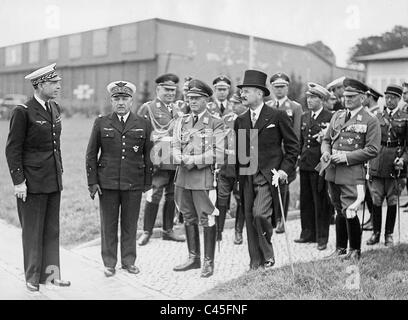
[0,18,363,114]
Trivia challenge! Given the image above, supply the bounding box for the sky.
[1,0,408,67]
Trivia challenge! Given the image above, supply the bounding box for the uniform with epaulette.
[172,79,224,278]
[267,72,303,233]
[321,78,381,261]
[296,83,333,250]
[86,81,153,276]
[207,75,234,118]
[5,63,70,291]
[136,73,186,245]
[326,76,346,111]
[366,85,407,246]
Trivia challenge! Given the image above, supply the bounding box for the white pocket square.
[266,124,276,128]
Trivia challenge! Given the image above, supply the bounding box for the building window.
[5,45,22,66]
[69,34,82,59]
[121,24,137,53]
[93,29,108,56]
[29,42,40,64]
[48,38,59,60]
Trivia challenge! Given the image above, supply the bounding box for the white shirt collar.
[117,112,130,122]
[193,109,207,121]
[158,97,172,110]
[277,96,288,106]
[250,102,264,120]
[349,106,363,119]
[34,93,48,111]
[386,107,398,117]
[312,107,323,119]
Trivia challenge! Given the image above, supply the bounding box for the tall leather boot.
[138,202,159,246]
[173,224,200,271]
[367,205,382,245]
[162,200,185,242]
[201,225,216,278]
[234,203,245,245]
[216,205,227,241]
[385,205,396,247]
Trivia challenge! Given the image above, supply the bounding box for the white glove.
[14,181,27,202]
[271,169,288,187]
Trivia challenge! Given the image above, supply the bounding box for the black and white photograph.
[1,0,408,304]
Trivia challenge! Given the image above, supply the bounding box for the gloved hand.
[271,169,288,187]
[88,184,102,200]
[14,181,27,202]
[321,151,331,163]
[394,157,404,171]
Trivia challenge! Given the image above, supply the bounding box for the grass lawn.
[196,244,408,300]
[0,115,300,247]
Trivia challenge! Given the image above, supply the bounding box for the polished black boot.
[216,206,227,241]
[201,225,216,278]
[173,224,201,272]
[162,200,185,242]
[234,204,244,245]
[385,205,396,246]
[366,232,380,245]
[138,202,159,246]
[366,205,382,245]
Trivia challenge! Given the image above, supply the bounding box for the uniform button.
[53,133,56,136]
[339,144,342,147]
[307,146,310,148]
[123,136,126,139]
[307,140,310,143]
[54,149,57,152]
[123,142,125,146]
[122,156,125,160]
[251,146,254,149]
[122,149,125,152]
[53,125,55,128]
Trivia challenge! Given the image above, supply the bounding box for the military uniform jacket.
[207,100,233,118]
[321,107,381,185]
[86,112,153,191]
[369,109,408,178]
[173,110,224,190]
[300,109,332,171]
[137,98,184,170]
[267,97,302,139]
[5,97,63,194]
[219,112,238,178]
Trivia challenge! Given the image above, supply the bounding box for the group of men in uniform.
[5,61,408,291]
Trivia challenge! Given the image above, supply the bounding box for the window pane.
[48,38,59,60]
[5,45,22,66]
[69,34,81,59]
[121,25,137,53]
[93,29,108,56]
[29,42,40,64]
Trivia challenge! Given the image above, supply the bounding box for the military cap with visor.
[24,63,62,86]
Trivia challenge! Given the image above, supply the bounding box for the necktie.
[193,114,198,126]
[220,102,225,115]
[45,101,51,115]
[251,111,257,127]
[121,116,125,130]
[345,111,351,122]
[276,101,280,108]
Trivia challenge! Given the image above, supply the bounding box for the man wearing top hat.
[295,82,333,250]
[86,81,153,277]
[321,78,381,261]
[207,75,233,118]
[234,70,299,270]
[366,84,408,247]
[326,76,346,111]
[172,79,224,278]
[267,72,302,234]
[5,63,70,291]
[137,73,186,246]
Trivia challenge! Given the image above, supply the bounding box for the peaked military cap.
[384,84,403,98]
[270,72,290,86]
[366,86,383,99]
[155,73,179,88]
[326,76,346,91]
[24,63,62,86]
[237,69,270,96]
[106,81,136,97]
[343,78,368,96]
[186,79,213,97]
[306,82,330,100]
[213,75,231,87]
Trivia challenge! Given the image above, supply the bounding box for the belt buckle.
[386,140,391,147]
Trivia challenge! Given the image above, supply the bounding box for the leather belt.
[381,141,401,147]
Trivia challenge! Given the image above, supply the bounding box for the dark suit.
[235,104,299,268]
[299,109,332,244]
[86,112,153,268]
[5,96,63,285]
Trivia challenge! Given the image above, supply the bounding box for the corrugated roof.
[355,47,408,62]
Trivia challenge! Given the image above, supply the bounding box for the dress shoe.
[342,249,361,261]
[366,232,380,245]
[324,247,347,259]
[294,237,313,243]
[264,258,275,270]
[275,220,285,234]
[162,230,186,242]
[385,234,394,247]
[122,265,140,274]
[317,243,327,251]
[51,279,71,287]
[104,267,116,277]
[26,282,39,292]
[362,219,373,231]
[234,231,243,245]
[138,232,151,246]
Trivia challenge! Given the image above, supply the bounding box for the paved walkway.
[1,198,408,300]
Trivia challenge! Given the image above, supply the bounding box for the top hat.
[237,70,270,96]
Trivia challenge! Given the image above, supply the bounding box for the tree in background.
[349,25,408,64]
[306,41,336,65]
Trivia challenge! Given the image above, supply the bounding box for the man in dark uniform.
[137,73,186,245]
[321,78,381,261]
[207,75,233,117]
[361,86,383,231]
[267,72,302,234]
[5,63,70,291]
[172,79,224,278]
[235,70,299,270]
[326,76,346,111]
[366,85,407,246]
[86,81,153,277]
[295,82,332,250]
